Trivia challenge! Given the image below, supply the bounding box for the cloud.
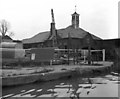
[0,0,118,39]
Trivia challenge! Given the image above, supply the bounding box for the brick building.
[22,10,120,62]
[23,11,102,50]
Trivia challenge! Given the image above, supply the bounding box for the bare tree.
[0,19,10,37]
[9,31,14,37]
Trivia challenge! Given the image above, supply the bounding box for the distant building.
[0,42,23,49]
[23,10,102,50]
[0,35,13,43]
[100,38,120,60]
[22,9,120,61]
[0,35,23,49]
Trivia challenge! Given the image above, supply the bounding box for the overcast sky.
[0,0,119,40]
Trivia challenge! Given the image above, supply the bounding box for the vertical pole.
[84,50,86,63]
[86,34,91,65]
[73,48,75,65]
[67,33,71,65]
[67,40,69,65]
[50,60,52,66]
[103,49,105,61]
[74,49,76,64]
[76,48,78,64]
[88,44,91,65]
[68,48,69,65]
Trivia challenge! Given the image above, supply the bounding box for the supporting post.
[67,33,71,65]
[88,45,91,65]
[74,49,76,64]
[103,49,105,61]
[73,48,75,65]
[84,50,86,63]
[50,60,52,66]
[68,48,69,65]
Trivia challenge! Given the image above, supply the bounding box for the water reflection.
[2,74,119,98]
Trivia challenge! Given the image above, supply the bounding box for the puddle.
[2,74,119,98]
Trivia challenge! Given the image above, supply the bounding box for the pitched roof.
[72,12,79,15]
[23,25,102,44]
[58,26,86,38]
[23,31,50,44]
[0,35,13,42]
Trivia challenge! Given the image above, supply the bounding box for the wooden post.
[85,33,92,65]
[103,49,105,61]
[67,49,69,65]
[50,60,52,65]
[73,48,75,65]
[84,50,86,63]
[74,49,76,64]
[88,44,91,65]
[76,48,78,64]
[67,33,71,65]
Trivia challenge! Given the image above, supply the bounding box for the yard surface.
[1,61,113,77]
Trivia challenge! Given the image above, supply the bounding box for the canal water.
[2,73,119,98]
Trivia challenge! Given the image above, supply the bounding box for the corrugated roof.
[23,25,101,44]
